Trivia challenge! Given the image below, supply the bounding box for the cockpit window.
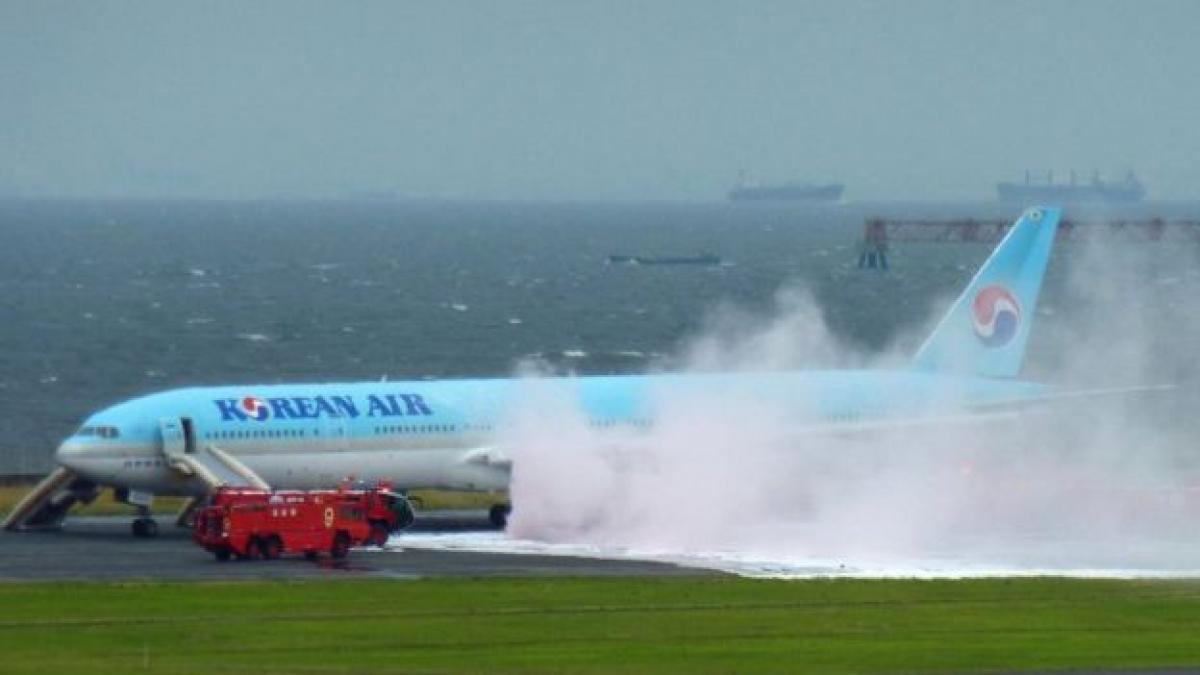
[77,425,119,439]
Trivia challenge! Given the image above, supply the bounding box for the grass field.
[0,484,505,519]
[1,577,1198,674]
[0,483,190,518]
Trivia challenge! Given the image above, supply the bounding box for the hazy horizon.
[3,1,1199,202]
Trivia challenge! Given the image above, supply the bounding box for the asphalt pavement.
[0,511,711,581]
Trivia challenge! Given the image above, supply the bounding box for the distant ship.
[997,170,1145,204]
[607,253,721,266]
[728,173,844,203]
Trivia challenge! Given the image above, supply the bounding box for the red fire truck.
[193,484,414,562]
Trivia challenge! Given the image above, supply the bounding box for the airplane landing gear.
[118,488,159,538]
[131,517,159,538]
[488,503,511,528]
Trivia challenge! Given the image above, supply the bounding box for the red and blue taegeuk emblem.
[971,285,1021,347]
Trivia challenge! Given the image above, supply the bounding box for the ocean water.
[2,198,1199,474]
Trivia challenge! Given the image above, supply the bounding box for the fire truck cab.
[193,484,413,561]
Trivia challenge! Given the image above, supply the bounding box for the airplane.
[5,206,1073,537]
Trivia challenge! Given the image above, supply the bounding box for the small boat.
[607,253,722,266]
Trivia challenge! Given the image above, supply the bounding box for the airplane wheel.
[132,518,159,538]
[330,532,350,559]
[488,504,511,528]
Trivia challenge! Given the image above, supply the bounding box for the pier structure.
[858,216,1200,269]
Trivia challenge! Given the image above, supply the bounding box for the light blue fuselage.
[55,205,1066,498]
[56,370,1048,496]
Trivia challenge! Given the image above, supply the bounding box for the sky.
[2,0,1198,202]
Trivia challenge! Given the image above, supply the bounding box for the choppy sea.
[3,198,1199,474]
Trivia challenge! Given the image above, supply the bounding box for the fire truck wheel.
[214,549,232,562]
[369,523,389,547]
[255,537,271,560]
[303,551,319,561]
[331,532,350,559]
[262,536,283,560]
[244,537,263,561]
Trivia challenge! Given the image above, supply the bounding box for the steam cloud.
[502,233,1200,574]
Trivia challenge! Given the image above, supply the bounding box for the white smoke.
[502,232,1200,574]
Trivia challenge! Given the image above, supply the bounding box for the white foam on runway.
[388,531,1200,579]
[379,241,1200,582]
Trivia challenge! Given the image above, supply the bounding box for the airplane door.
[159,418,186,462]
[181,417,197,454]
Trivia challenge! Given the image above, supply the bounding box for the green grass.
[407,488,508,511]
[0,484,506,519]
[0,483,189,517]
[1,577,1199,673]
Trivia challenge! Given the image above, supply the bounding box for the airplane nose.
[55,440,86,472]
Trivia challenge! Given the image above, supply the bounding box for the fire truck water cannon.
[192,483,415,562]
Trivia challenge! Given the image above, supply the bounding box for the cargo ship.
[997,170,1145,204]
[728,173,844,203]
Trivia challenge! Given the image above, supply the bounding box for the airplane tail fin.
[912,206,1061,378]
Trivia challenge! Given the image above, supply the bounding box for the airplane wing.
[785,384,1176,440]
[453,384,1176,462]
[787,409,1026,438]
[967,383,1177,414]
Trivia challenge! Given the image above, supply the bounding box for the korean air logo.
[971,285,1021,347]
[240,396,270,422]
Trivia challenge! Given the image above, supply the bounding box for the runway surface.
[8,511,1200,582]
[405,530,1200,579]
[0,512,712,582]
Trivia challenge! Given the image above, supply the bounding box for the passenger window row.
[122,459,163,468]
[590,419,652,428]
[205,429,309,441]
[373,424,457,435]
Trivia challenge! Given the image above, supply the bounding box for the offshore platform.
[858,215,1200,270]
